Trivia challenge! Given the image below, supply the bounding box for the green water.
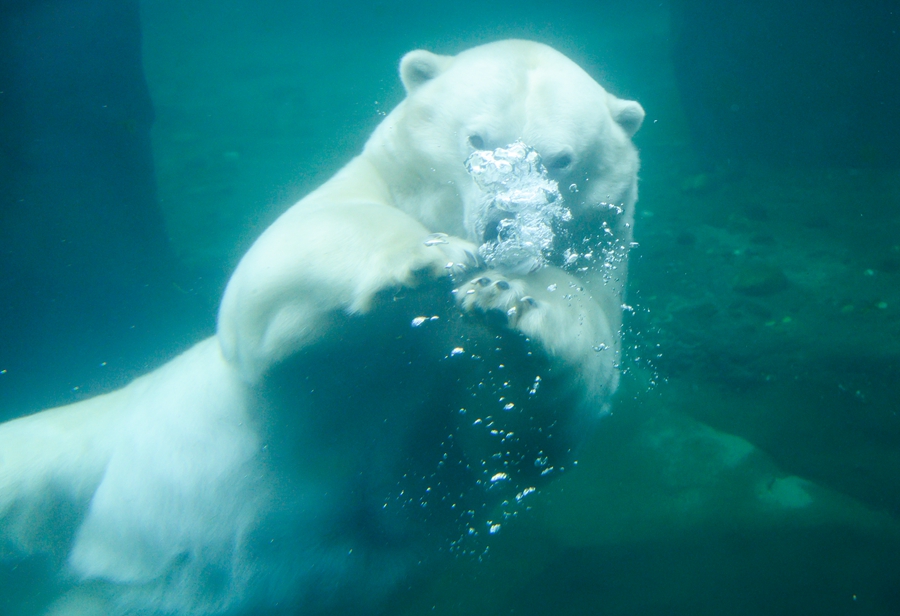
[3,0,899,613]
[139,2,900,613]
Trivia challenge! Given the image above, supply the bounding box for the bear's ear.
[608,95,645,138]
[400,50,452,93]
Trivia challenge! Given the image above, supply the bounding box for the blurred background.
[1,0,899,614]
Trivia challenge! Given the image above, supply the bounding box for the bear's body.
[0,41,643,615]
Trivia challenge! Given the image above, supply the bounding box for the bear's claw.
[455,273,537,327]
[423,233,481,281]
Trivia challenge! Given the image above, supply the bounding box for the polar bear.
[0,40,643,615]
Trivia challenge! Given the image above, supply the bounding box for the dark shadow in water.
[0,0,211,417]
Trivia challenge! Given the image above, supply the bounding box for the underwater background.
[1,0,899,614]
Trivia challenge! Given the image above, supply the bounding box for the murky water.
[2,1,899,614]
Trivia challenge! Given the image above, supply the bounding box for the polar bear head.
[218,40,643,388]
[367,39,644,249]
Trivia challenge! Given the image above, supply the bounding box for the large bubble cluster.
[466,141,572,275]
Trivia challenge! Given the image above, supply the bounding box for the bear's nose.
[482,208,515,243]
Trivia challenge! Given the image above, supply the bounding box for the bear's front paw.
[455,272,538,327]
[423,233,482,281]
[454,268,615,375]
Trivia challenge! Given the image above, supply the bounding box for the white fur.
[0,40,643,615]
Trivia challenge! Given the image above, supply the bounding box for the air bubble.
[423,233,449,246]
[465,141,570,273]
[516,487,536,501]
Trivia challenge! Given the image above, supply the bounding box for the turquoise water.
[2,1,899,614]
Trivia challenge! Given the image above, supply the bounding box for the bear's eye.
[468,135,485,149]
[546,153,573,171]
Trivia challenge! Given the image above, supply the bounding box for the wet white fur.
[0,40,643,615]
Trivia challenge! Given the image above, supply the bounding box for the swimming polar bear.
[0,40,643,615]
